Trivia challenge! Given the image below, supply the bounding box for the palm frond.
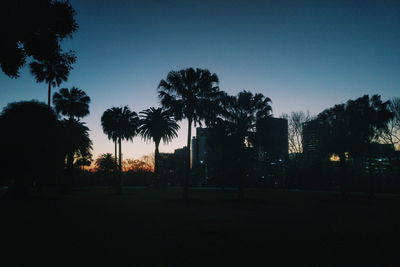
[101,106,139,142]
[53,87,90,119]
[157,68,221,126]
[138,107,179,146]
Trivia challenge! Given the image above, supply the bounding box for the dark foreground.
[1,187,400,266]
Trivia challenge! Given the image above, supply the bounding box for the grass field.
[1,187,400,266]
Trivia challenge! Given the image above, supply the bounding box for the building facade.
[302,119,321,161]
[191,127,209,186]
[255,117,289,162]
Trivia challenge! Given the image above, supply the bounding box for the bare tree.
[124,154,155,172]
[379,97,400,150]
[281,111,312,154]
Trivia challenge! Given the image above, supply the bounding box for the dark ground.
[1,187,399,266]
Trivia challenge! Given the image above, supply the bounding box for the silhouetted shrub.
[0,101,65,195]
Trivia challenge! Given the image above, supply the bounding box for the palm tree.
[53,87,91,120]
[101,106,139,193]
[138,107,179,186]
[30,52,76,107]
[158,68,221,199]
[62,118,93,171]
[101,108,119,169]
[75,150,93,170]
[222,90,272,199]
[95,153,117,174]
[53,87,91,172]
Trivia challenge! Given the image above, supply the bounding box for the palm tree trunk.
[48,82,51,107]
[65,117,76,193]
[119,137,122,173]
[116,136,122,194]
[66,151,74,170]
[183,118,192,200]
[65,150,75,193]
[114,140,118,170]
[154,142,160,187]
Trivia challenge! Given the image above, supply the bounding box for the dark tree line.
[158,68,222,199]
[0,101,64,196]
[2,0,397,200]
[97,68,273,199]
[317,95,393,197]
[0,87,92,196]
[2,64,397,200]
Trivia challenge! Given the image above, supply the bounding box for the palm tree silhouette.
[224,91,272,135]
[62,118,93,170]
[75,150,93,170]
[101,106,139,193]
[30,52,76,107]
[223,90,272,199]
[138,107,179,187]
[95,153,117,174]
[101,108,119,169]
[158,68,221,199]
[53,87,91,172]
[53,87,91,120]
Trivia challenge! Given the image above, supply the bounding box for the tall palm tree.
[101,106,139,193]
[53,87,91,171]
[138,107,180,186]
[30,52,76,107]
[158,68,221,199]
[101,107,119,168]
[53,87,91,120]
[222,90,272,199]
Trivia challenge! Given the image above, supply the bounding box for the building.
[301,120,400,192]
[157,147,188,186]
[252,117,289,187]
[255,117,289,162]
[192,127,209,170]
[364,143,396,176]
[302,119,321,161]
[192,128,210,186]
[190,120,289,187]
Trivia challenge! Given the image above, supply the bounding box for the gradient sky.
[1,0,399,160]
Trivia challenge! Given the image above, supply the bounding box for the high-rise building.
[255,117,288,162]
[192,127,209,170]
[302,119,321,161]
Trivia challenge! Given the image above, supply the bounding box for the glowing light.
[329,154,340,162]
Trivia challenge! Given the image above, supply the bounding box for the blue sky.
[1,0,399,160]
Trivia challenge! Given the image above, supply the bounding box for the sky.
[1,0,399,161]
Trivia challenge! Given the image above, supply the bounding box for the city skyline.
[1,0,399,160]
[1,2,400,265]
